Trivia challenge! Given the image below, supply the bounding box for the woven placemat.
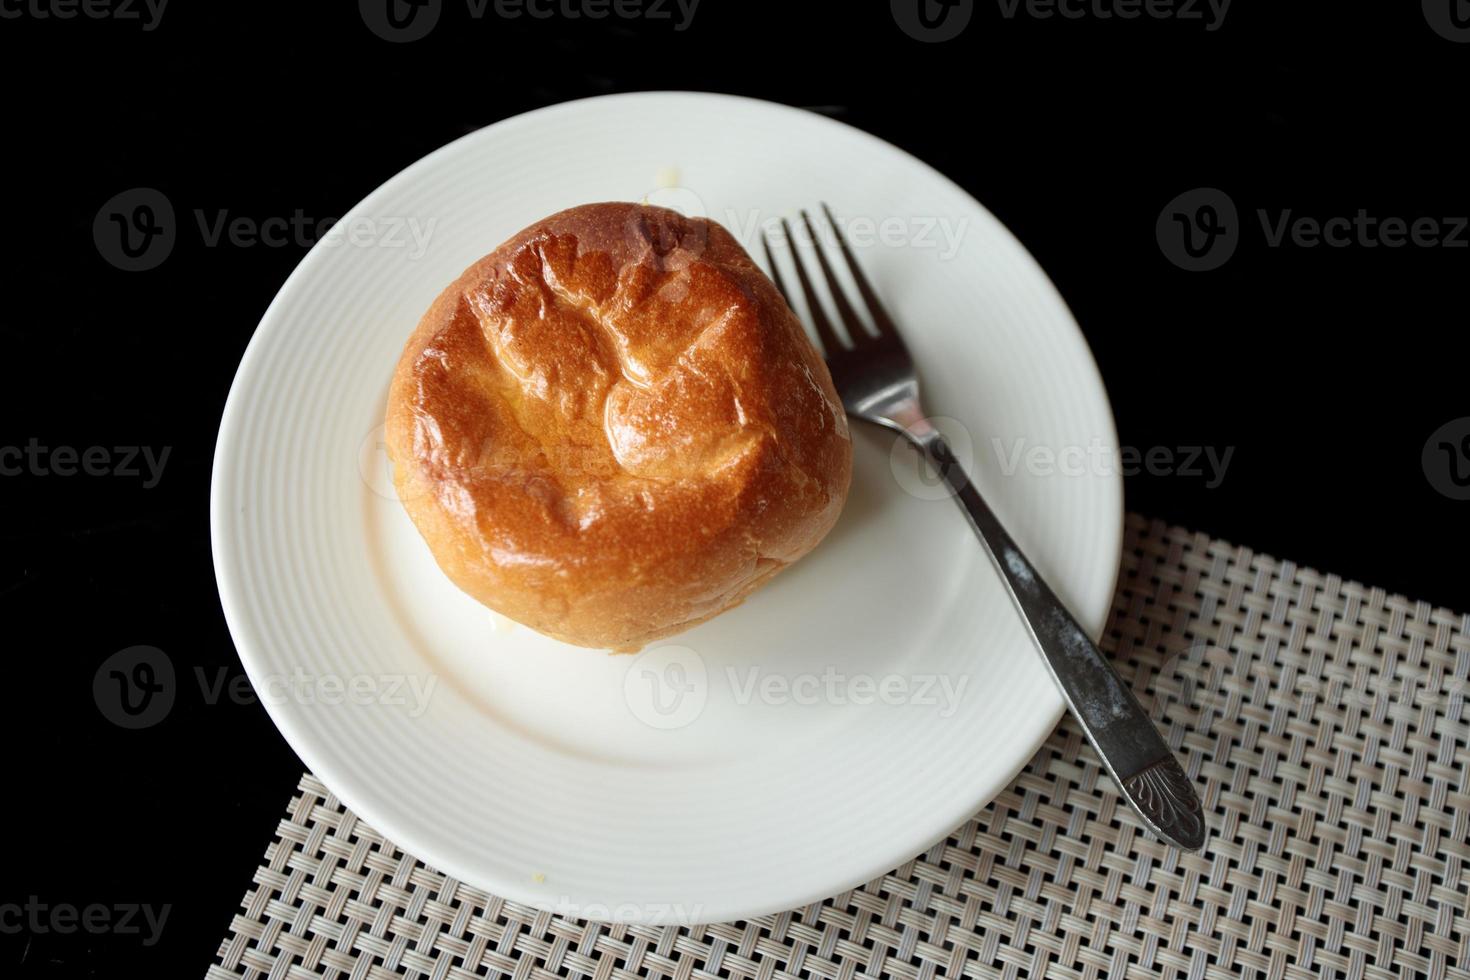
[206,515,1470,980]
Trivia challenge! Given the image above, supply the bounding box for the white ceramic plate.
[212,92,1122,925]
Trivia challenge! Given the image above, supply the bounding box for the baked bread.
[385,203,852,651]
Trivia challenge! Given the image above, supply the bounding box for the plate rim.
[211,89,1124,924]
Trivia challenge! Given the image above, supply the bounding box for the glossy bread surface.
[386,203,852,650]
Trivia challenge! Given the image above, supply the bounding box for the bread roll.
[386,203,852,651]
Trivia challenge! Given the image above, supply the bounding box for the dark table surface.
[2,2,1466,976]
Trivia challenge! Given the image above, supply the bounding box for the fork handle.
[903,418,1206,851]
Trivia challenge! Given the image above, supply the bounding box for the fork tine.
[821,202,900,340]
[801,209,874,345]
[760,231,793,308]
[780,217,845,354]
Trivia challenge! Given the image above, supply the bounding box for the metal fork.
[763,205,1206,852]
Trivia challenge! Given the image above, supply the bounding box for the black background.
[2,0,1467,975]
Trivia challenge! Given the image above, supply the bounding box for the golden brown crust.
[385,203,852,651]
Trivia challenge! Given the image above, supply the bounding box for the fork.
[762,205,1206,852]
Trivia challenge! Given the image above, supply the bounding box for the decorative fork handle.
[897,410,1206,851]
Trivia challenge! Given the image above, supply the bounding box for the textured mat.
[207,515,1470,980]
